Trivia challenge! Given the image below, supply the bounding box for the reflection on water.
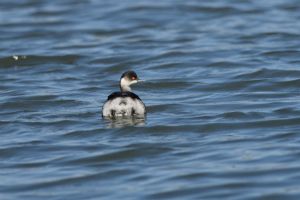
[102,115,147,128]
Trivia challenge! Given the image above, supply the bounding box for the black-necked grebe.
[102,71,146,117]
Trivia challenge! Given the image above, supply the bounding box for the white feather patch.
[102,97,146,117]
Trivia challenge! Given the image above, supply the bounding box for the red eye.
[132,77,136,80]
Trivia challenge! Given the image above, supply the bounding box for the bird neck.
[120,85,131,92]
[120,78,131,92]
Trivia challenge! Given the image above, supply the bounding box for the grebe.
[102,71,146,117]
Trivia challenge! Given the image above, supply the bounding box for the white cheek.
[131,80,138,84]
[120,78,137,87]
[120,78,130,86]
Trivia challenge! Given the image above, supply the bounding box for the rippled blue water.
[1,0,300,199]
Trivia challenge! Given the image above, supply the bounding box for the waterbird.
[102,71,146,117]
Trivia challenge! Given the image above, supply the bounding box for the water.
[1,0,300,199]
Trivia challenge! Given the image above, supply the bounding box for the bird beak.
[137,78,145,82]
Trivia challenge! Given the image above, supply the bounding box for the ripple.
[2,0,300,199]
[0,55,85,68]
[235,68,300,79]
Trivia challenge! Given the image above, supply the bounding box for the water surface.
[1,0,300,199]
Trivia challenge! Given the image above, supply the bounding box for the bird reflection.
[102,115,146,128]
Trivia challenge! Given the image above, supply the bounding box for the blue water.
[1,0,300,199]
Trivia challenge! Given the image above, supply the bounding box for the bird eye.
[132,77,136,80]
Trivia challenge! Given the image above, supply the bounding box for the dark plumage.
[107,92,141,101]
